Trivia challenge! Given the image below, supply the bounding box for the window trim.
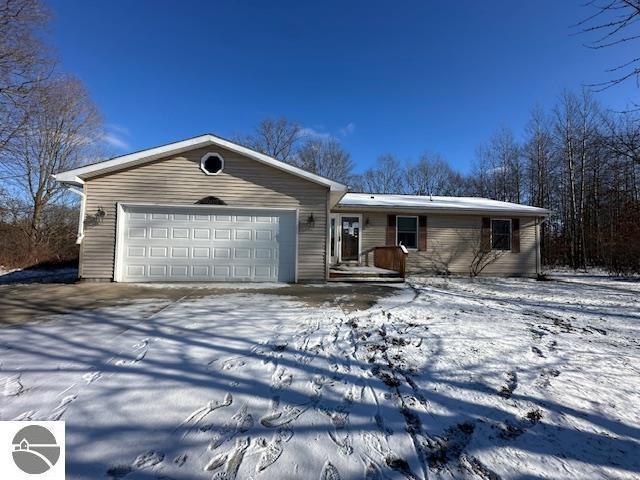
[490,218,512,252]
[200,152,225,175]
[396,215,419,250]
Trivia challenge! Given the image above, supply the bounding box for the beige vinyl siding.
[81,145,328,281]
[339,210,539,276]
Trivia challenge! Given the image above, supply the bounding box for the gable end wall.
[81,146,328,281]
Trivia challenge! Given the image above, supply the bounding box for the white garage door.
[117,205,297,282]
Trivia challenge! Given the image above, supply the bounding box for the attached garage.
[114,204,298,282]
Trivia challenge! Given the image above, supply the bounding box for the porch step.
[330,270,400,279]
[328,276,405,283]
[329,266,404,283]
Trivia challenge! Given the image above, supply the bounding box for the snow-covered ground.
[0,275,638,479]
[545,268,640,293]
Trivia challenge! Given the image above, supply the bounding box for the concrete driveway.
[0,281,399,326]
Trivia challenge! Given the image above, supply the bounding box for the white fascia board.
[53,134,347,193]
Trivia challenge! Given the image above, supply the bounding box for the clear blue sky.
[47,0,637,173]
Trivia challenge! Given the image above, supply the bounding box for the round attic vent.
[200,152,224,175]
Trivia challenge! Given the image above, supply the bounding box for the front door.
[340,216,360,261]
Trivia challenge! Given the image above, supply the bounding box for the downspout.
[534,216,540,276]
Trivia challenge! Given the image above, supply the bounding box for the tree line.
[0,0,102,268]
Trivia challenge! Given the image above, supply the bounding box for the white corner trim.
[67,186,86,244]
[113,203,126,282]
[295,208,300,283]
[200,152,224,175]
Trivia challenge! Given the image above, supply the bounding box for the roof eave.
[333,204,550,217]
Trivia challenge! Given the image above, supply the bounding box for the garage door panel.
[120,206,296,282]
[149,265,167,276]
[127,246,145,257]
[171,247,189,258]
[192,265,210,276]
[149,247,168,257]
[172,228,189,239]
[193,228,211,239]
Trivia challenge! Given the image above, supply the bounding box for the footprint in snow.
[178,392,233,435]
[3,374,24,396]
[82,371,101,384]
[498,408,544,440]
[254,427,293,474]
[133,338,149,349]
[256,437,283,473]
[205,436,250,480]
[131,339,150,363]
[48,394,77,421]
[221,358,246,371]
[498,371,518,399]
[208,404,253,450]
[106,464,132,479]
[363,458,384,480]
[13,410,36,421]
[324,408,352,455]
[271,366,293,390]
[260,403,309,428]
[173,453,187,467]
[530,346,545,358]
[271,342,288,352]
[107,450,165,479]
[132,450,164,469]
[460,454,502,480]
[320,461,341,480]
[535,367,560,388]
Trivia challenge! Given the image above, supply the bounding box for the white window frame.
[396,215,419,250]
[490,218,512,252]
[200,152,225,175]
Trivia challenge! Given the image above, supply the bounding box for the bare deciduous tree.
[578,0,640,91]
[474,128,523,203]
[294,137,354,183]
[603,110,640,165]
[239,117,302,162]
[552,90,601,269]
[406,153,460,196]
[354,154,405,193]
[0,0,51,151]
[523,106,556,262]
[1,76,102,248]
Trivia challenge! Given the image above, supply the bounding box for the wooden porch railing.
[370,246,408,277]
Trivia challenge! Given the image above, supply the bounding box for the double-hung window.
[491,219,511,251]
[397,216,418,249]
